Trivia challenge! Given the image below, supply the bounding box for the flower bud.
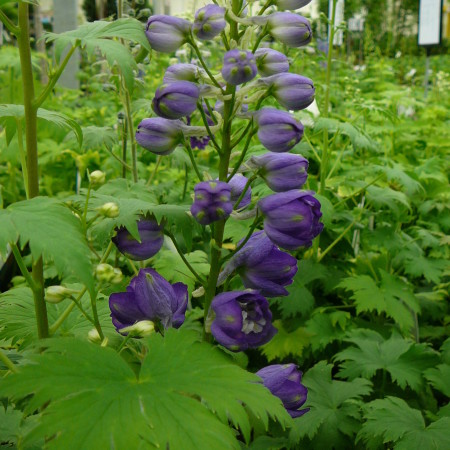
[89,170,106,186]
[111,268,123,284]
[45,285,77,303]
[112,218,164,261]
[98,202,120,218]
[248,153,308,192]
[88,328,101,343]
[136,118,184,155]
[120,320,156,337]
[145,15,191,53]
[255,48,289,77]
[256,108,304,153]
[221,49,257,86]
[274,0,312,10]
[263,73,315,110]
[95,263,116,282]
[267,12,312,47]
[163,63,204,84]
[258,190,323,250]
[193,4,226,40]
[190,180,232,225]
[152,81,200,119]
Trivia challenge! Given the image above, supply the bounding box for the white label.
[418,0,442,46]
[329,0,345,46]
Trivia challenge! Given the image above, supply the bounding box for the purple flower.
[258,190,323,250]
[211,290,277,351]
[152,81,200,119]
[255,48,289,77]
[256,364,309,418]
[274,0,312,10]
[163,63,204,83]
[263,73,315,110]
[222,49,257,86]
[218,231,297,297]
[109,268,188,333]
[112,218,164,261]
[145,15,191,53]
[190,180,232,225]
[267,12,312,47]
[248,153,308,192]
[136,118,184,155]
[229,174,252,208]
[193,4,226,40]
[256,108,304,153]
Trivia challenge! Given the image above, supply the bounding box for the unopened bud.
[98,202,119,218]
[192,286,205,298]
[90,170,106,186]
[111,268,123,284]
[95,263,115,282]
[121,320,155,337]
[88,328,101,343]
[45,285,78,303]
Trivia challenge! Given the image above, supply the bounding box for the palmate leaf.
[334,329,439,392]
[44,19,151,91]
[0,104,83,147]
[290,361,372,448]
[357,397,450,450]
[424,364,450,397]
[0,197,94,293]
[338,270,419,330]
[0,331,291,450]
[87,179,194,248]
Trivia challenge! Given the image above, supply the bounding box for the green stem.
[303,131,321,163]
[258,0,273,15]
[227,127,256,180]
[0,9,20,35]
[147,155,162,185]
[17,3,48,339]
[105,144,132,171]
[10,243,38,292]
[121,119,128,178]
[233,174,256,210]
[90,293,104,340]
[165,231,206,285]
[252,29,269,53]
[317,219,356,262]
[16,119,29,198]
[189,38,223,90]
[223,213,260,263]
[0,348,18,373]
[81,183,92,230]
[184,142,203,181]
[123,85,138,182]
[198,103,221,153]
[34,45,78,108]
[334,174,384,208]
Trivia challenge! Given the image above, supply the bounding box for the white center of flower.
[241,310,266,335]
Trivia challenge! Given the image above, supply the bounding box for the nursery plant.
[0,0,449,449]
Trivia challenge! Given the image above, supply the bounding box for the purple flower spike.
[256,364,309,418]
[218,231,297,297]
[256,108,304,153]
[267,12,312,47]
[112,218,164,261]
[152,81,200,119]
[136,118,184,155]
[248,153,308,192]
[258,190,323,250]
[109,268,188,333]
[193,4,226,40]
[274,0,312,10]
[190,180,232,225]
[222,49,257,86]
[229,174,252,208]
[264,73,315,111]
[145,15,191,53]
[211,290,277,351]
[255,48,289,77]
[163,63,204,83]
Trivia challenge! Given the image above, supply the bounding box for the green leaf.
[403,256,447,284]
[0,331,290,449]
[261,321,311,361]
[44,19,151,91]
[338,270,420,330]
[358,397,450,450]
[290,361,372,448]
[0,197,94,294]
[424,364,450,397]
[0,104,83,147]
[0,407,22,445]
[366,185,411,215]
[335,329,439,392]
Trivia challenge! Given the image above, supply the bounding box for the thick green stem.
[16,119,29,198]
[123,86,138,182]
[17,3,48,339]
[10,243,38,292]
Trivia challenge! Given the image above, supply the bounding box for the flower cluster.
[108,0,320,420]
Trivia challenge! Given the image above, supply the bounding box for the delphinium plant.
[0,0,325,448]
